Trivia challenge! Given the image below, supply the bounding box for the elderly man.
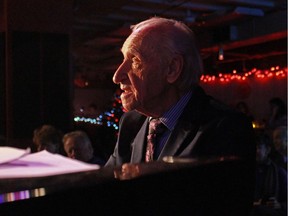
[102,16,256,216]
[106,17,255,167]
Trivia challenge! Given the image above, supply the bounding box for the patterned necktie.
[145,118,166,162]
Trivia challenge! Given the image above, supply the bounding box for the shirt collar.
[159,90,192,131]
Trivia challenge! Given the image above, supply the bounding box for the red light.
[267,73,273,77]
[199,66,287,84]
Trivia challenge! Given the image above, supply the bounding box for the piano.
[0,156,254,216]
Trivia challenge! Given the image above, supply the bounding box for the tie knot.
[148,118,166,135]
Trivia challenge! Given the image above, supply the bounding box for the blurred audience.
[270,126,287,171]
[251,132,287,216]
[267,97,287,130]
[235,101,254,122]
[33,124,63,154]
[63,130,105,166]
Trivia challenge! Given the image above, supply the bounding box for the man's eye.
[132,57,141,69]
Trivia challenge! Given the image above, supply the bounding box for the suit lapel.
[158,86,207,159]
[130,117,149,163]
[158,119,199,159]
[158,124,188,158]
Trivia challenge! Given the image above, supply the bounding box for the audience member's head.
[268,97,287,129]
[63,130,95,163]
[236,101,249,113]
[33,124,63,154]
[235,101,254,121]
[269,97,287,118]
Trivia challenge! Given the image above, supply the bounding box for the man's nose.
[113,60,129,84]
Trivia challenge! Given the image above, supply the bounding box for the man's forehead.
[121,32,138,54]
[121,25,153,52]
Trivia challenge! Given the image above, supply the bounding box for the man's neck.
[137,88,186,118]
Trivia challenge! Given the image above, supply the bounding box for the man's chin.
[123,101,141,112]
[122,103,135,112]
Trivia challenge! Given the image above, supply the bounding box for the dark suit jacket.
[105,86,256,215]
[106,86,256,167]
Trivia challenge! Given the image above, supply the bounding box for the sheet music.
[0,147,100,179]
[0,147,31,164]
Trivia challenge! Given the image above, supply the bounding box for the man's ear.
[167,54,183,84]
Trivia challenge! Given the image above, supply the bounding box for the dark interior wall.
[0,33,5,136]
[11,32,71,140]
[0,0,73,147]
[11,32,41,139]
[41,33,71,132]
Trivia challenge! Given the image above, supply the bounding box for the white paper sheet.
[0,148,100,179]
[0,147,31,164]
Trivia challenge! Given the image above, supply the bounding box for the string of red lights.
[200,66,287,83]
